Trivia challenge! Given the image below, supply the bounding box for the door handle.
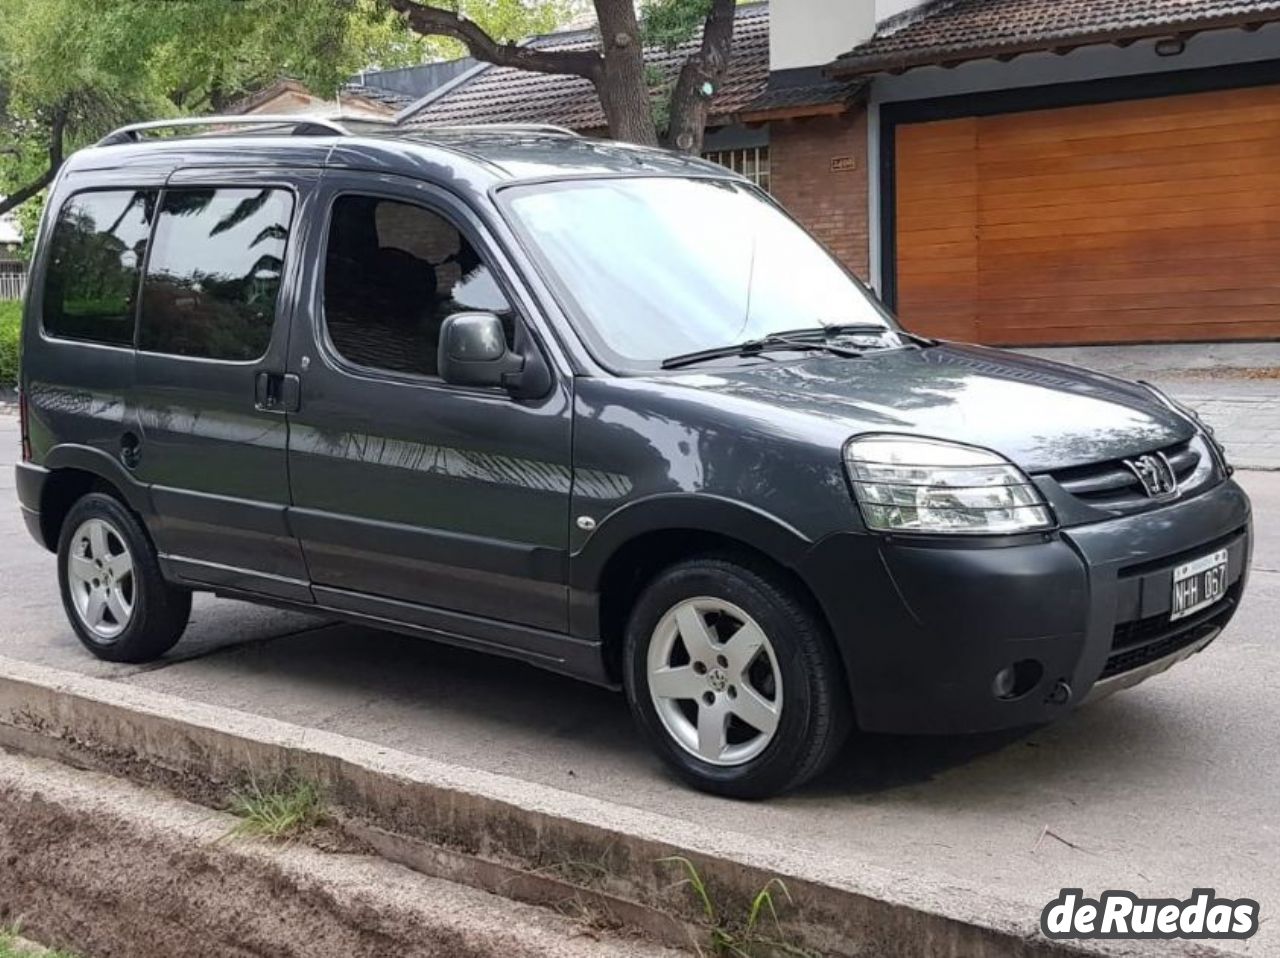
[254,372,301,414]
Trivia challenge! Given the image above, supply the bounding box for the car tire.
[57,492,191,663]
[623,554,851,799]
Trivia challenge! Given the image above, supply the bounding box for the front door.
[285,174,574,648]
[130,168,314,601]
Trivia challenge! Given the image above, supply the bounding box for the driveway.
[1,410,1276,953]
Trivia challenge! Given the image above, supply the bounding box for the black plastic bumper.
[14,461,50,549]
[799,478,1252,735]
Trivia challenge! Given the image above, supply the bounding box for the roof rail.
[415,122,582,137]
[95,114,379,147]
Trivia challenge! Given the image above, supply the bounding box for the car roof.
[62,126,736,190]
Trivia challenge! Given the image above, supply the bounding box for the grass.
[226,774,327,841]
[0,300,20,391]
[661,857,817,958]
[0,925,80,958]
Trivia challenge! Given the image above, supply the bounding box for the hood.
[660,344,1193,473]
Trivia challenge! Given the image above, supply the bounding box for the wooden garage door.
[894,84,1280,345]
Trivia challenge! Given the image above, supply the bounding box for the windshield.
[501,177,897,369]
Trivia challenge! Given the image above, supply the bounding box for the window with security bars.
[703,146,771,192]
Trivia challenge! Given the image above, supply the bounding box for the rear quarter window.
[138,187,294,362]
[42,189,156,346]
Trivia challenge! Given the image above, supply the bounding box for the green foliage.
[641,0,713,50]
[227,774,327,841]
[661,856,818,958]
[14,197,42,264]
[0,300,20,390]
[0,0,568,219]
[645,63,678,132]
[435,0,571,46]
[0,924,80,958]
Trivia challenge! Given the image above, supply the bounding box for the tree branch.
[664,0,736,153]
[49,100,68,168]
[0,169,53,217]
[386,0,602,80]
[0,101,67,218]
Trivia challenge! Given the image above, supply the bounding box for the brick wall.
[768,109,870,281]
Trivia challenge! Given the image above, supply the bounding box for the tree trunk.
[0,102,67,217]
[591,0,659,147]
[664,0,736,154]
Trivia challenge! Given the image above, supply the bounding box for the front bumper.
[799,478,1252,735]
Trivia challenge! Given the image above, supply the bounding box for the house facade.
[398,0,1280,347]
[0,210,24,301]
[828,0,1280,346]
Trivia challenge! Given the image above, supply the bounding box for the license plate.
[1171,548,1229,621]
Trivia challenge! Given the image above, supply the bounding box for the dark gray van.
[15,116,1252,797]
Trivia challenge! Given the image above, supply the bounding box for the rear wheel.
[623,556,851,798]
[57,493,191,663]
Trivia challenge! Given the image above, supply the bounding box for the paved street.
[0,409,1277,953]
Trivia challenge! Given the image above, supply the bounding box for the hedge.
[0,301,19,390]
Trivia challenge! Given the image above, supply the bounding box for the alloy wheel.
[65,517,135,642]
[647,596,783,766]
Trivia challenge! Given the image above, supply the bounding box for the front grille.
[1102,582,1240,679]
[1052,439,1199,509]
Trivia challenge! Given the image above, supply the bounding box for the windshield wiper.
[661,333,864,370]
[818,323,937,348]
[816,323,894,336]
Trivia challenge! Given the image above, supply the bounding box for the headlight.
[844,436,1054,534]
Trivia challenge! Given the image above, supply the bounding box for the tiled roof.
[342,82,414,109]
[402,2,770,131]
[225,79,312,115]
[742,78,866,117]
[835,0,1280,75]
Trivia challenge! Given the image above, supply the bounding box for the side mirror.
[438,312,523,390]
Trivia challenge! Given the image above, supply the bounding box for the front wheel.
[57,493,191,663]
[623,556,851,798]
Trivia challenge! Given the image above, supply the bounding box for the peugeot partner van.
[15,117,1252,797]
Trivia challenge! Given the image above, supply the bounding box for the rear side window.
[42,190,156,346]
[139,187,294,361]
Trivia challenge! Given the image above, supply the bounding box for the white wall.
[0,210,20,247]
[875,0,929,24]
[770,0,875,71]
[769,0,932,72]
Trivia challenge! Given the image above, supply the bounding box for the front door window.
[323,195,512,379]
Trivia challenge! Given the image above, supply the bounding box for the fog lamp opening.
[992,659,1044,701]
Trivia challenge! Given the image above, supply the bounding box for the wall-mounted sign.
[830,156,857,173]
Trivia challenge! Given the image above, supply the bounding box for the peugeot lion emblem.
[1124,452,1178,500]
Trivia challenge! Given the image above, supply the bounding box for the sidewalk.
[1022,344,1280,471]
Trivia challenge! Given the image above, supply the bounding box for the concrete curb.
[0,749,677,958]
[0,656,1244,958]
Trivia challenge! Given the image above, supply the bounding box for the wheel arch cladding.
[574,496,833,684]
[39,446,151,550]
